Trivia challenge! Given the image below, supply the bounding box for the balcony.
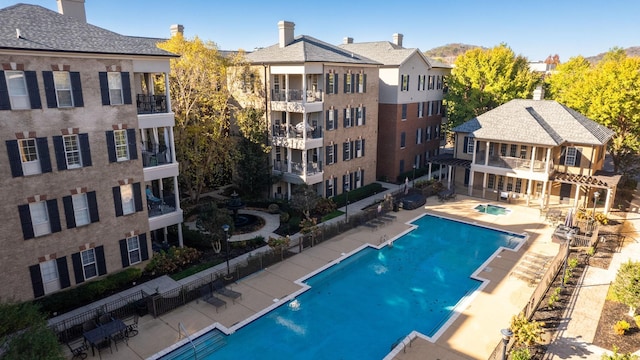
[137,94,167,114]
[271,124,323,150]
[273,160,323,185]
[474,152,551,172]
[271,89,323,103]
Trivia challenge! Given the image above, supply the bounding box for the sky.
[2,0,639,62]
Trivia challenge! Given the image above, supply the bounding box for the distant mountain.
[424,43,486,64]
[584,46,640,63]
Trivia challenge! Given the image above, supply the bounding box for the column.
[169,127,176,162]
[468,170,475,196]
[540,181,547,208]
[165,73,172,113]
[545,148,552,174]
[471,139,478,165]
[573,184,581,209]
[428,163,432,179]
[285,75,290,102]
[604,188,612,215]
[530,146,536,172]
[482,173,487,199]
[526,178,533,206]
[447,165,452,189]
[485,141,490,165]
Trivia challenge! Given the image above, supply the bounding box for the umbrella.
[565,208,574,227]
[404,177,409,194]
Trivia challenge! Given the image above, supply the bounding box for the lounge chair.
[212,278,242,303]
[199,285,226,312]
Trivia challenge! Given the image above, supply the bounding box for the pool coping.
[149,211,529,360]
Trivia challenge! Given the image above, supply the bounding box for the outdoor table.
[83,318,126,356]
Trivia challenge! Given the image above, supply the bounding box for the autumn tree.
[157,34,237,202]
[546,49,640,175]
[444,44,539,130]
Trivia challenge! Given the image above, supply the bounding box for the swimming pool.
[154,214,525,360]
[474,204,511,216]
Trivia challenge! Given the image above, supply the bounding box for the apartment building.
[340,35,451,183]
[0,1,183,301]
[244,21,380,199]
[441,94,620,213]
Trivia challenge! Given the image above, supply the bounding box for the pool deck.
[64,193,635,360]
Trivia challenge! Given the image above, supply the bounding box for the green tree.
[234,107,271,198]
[0,301,64,360]
[157,34,236,202]
[444,44,539,130]
[610,260,640,316]
[196,203,234,253]
[290,185,320,220]
[546,49,640,175]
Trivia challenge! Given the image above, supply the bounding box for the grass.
[321,210,344,222]
[170,259,224,281]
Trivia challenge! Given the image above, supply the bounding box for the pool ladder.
[178,322,198,360]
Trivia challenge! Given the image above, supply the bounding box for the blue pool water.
[475,204,511,216]
[158,215,523,360]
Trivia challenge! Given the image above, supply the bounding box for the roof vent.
[16,29,21,39]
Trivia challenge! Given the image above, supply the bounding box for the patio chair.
[212,278,242,304]
[82,320,97,332]
[98,313,113,325]
[124,314,139,338]
[66,339,88,360]
[94,337,112,359]
[199,285,226,312]
[146,188,162,207]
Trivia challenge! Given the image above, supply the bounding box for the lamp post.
[500,328,513,360]
[412,164,417,188]
[344,183,349,222]
[222,224,231,279]
[593,191,600,218]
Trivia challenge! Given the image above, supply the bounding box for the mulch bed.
[593,300,640,354]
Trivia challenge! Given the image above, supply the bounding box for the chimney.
[278,21,295,48]
[170,24,184,37]
[343,37,353,44]
[533,85,545,101]
[392,33,403,47]
[57,0,86,22]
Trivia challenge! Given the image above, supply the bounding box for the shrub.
[280,212,290,223]
[611,260,640,315]
[267,203,280,214]
[602,346,640,360]
[635,315,640,328]
[613,320,630,335]
[568,258,579,269]
[314,197,337,216]
[332,183,384,208]
[587,247,596,257]
[144,246,202,276]
[510,313,545,347]
[511,347,532,360]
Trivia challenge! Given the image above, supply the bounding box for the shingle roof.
[0,4,176,57]
[245,35,379,65]
[339,41,452,69]
[452,99,614,146]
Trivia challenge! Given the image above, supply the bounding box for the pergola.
[549,171,623,214]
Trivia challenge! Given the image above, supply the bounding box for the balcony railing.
[474,152,550,172]
[137,94,167,114]
[271,124,323,139]
[270,89,323,103]
[147,192,177,218]
[273,160,323,175]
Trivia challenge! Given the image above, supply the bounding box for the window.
[418,75,425,91]
[506,177,514,192]
[565,147,577,166]
[81,248,97,280]
[344,107,353,128]
[326,177,336,197]
[520,145,527,159]
[355,169,363,188]
[356,73,366,93]
[53,71,74,107]
[40,260,61,294]
[326,144,337,165]
[5,71,30,109]
[63,135,82,168]
[435,125,440,140]
[428,101,434,116]
[467,138,474,154]
[401,104,407,120]
[415,154,421,168]
[500,144,507,156]
[400,132,406,148]
[120,184,135,215]
[30,201,51,237]
[344,73,353,93]
[19,138,41,175]
[326,73,338,94]
[401,74,409,91]
[510,144,517,157]
[127,236,141,265]
[487,174,495,189]
[437,75,443,89]
[343,141,352,161]
[355,139,365,158]
[72,193,90,227]
[428,75,435,90]
[416,128,422,144]
[108,72,123,105]
[418,102,424,118]
[436,101,442,115]
[343,173,351,192]
[356,106,365,126]
[515,178,523,193]
[326,109,336,130]
[498,176,504,190]
[114,130,129,161]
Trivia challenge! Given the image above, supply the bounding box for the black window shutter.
[350,108,354,125]
[96,246,107,276]
[343,142,347,161]
[98,72,110,105]
[363,74,366,93]
[343,109,347,128]
[325,180,330,197]
[63,195,76,229]
[106,131,116,162]
[127,128,138,160]
[362,107,366,125]
[333,144,337,162]
[575,148,582,167]
[113,186,123,217]
[350,141,354,159]
[53,135,67,171]
[361,169,365,184]
[559,146,566,166]
[407,75,410,89]
[140,233,149,261]
[18,204,34,240]
[47,199,61,233]
[325,74,330,95]
[25,71,42,109]
[333,74,338,94]
[464,168,470,185]
[36,137,52,173]
[88,191,99,223]
[121,72,132,105]
[6,140,23,177]
[79,133,92,167]
[71,252,84,284]
[463,136,469,154]
[350,173,354,190]
[362,139,365,156]
[0,72,10,110]
[119,239,130,268]
[70,72,83,107]
[29,264,44,298]
[57,257,71,289]
[342,174,346,190]
[343,73,347,93]
[334,109,338,125]
[42,71,57,108]
[325,110,330,130]
[133,182,143,212]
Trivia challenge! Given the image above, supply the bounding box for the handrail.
[178,322,197,360]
